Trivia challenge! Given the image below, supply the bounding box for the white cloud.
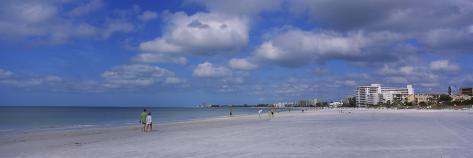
[287,0,473,54]
[269,78,318,96]
[164,77,184,84]
[101,64,182,88]
[101,20,135,39]
[228,58,257,70]
[0,0,138,43]
[420,28,473,53]
[139,38,184,53]
[399,66,415,75]
[193,62,231,77]
[68,0,103,17]
[378,65,418,76]
[0,73,62,87]
[384,76,408,84]
[430,60,460,71]
[0,66,185,91]
[188,0,283,15]
[254,28,401,67]
[11,1,58,24]
[335,80,357,86]
[138,12,248,55]
[375,63,448,89]
[0,1,58,37]
[138,11,158,22]
[0,69,13,78]
[132,53,187,64]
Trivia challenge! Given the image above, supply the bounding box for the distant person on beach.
[140,109,147,132]
[229,108,233,117]
[146,112,152,132]
[258,109,263,119]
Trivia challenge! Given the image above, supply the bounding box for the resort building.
[297,99,318,107]
[356,84,414,107]
[406,94,435,105]
[381,84,414,103]
[460,87,473,96]
[356,84,382,107]
[451,95,472,102]
[273,102,295,108]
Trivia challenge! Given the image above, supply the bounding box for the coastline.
[1,109,473,158]
[1,108,471,135]
[0,106,274,134]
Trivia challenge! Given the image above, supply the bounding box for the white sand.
[1,109,473,158]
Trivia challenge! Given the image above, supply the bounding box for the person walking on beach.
[258,109,263,119]
[140,109,147,132]
[145,112,152,132]
[267,109,274,119]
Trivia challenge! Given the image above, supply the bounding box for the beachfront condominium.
[356,84,382,107]
[356,84,414,107]
[381,85,414,102]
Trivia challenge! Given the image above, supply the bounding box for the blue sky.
[1,0,473,106]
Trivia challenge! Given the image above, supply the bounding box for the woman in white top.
[146,112,152,132]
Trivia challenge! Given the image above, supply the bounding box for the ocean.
[0,106,276,133]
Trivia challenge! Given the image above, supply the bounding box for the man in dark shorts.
[140,109,147,132]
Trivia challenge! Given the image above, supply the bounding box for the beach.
[1,109,473,158]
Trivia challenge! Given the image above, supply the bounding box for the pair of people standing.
[140,109,152,132]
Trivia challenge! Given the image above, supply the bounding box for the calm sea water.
[0,107,275,132]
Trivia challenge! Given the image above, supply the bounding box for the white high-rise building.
[356,84,382,107]
[356,84,414,107]
[381,85,414,103]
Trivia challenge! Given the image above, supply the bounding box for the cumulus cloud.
[253,28,402,67]
[132,53,187,64]
[430,60,460,71]
[138,11,158,22]
[0,69,62,88]
[335,80,357,87]
[420,28,473,53]
[68,0,103,17]
[0,0,138,43]
[0,76,61,87]
[101,64,183,88]
[287,0,473,54]
[193,62,231,77]
[378,65,417,76]
[0,66,186,91]
[101,20,135,39]
[228,58,257,70]
[139,12,248,55]
[0,1,59,38]
[187,0,283,15]
[376,63,443,88]
[288,0,473,31]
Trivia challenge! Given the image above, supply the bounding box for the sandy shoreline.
[1,109,473,158]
